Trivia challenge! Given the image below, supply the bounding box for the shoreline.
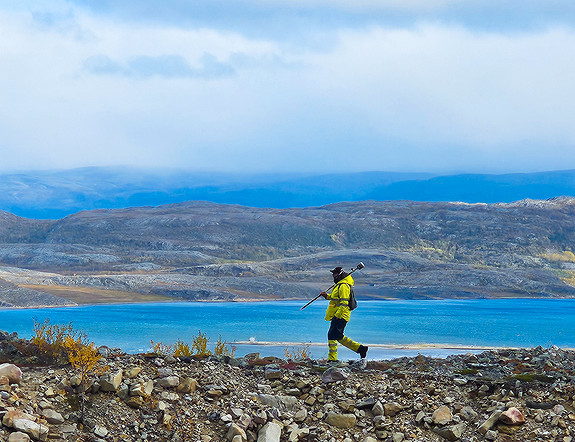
[3,295,575,310]
[231,341,575,351]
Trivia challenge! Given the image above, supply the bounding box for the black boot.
[358,345,368,359]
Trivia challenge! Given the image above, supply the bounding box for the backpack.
[343,283,358,311]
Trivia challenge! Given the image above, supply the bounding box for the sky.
[2,0,575,175]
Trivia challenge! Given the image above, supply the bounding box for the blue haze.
[1,300,573,360]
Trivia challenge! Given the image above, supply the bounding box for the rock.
[356,396,376,409]
[460,406,478,422]
[432,423,466,441]
[227,423,247,441]
[117,383,130,400]
[499,407,525,425]
[94,425,109,438]
[525,400,555,409]
[157,376,180,388]
[177,377,198,394]
[130,380,154,397]
[124,367,141,378]
[41,408,64,425]
[373,415,387,430]
[0,364,22,384]
[392,432,405,442]
[478,411,502,435]
[326,412,356,429]
[3,410,49,441]
[100,369,122,392]
[432,405,452,425]
[264,367,282,380]
[338,399,355,412]
[160,391,179,401]
[294,408,307,422]
[256,394,298,410]
[384,402,403,417]
[322,367,349,383]
[372,401,384,416]
[125,395,144,408]
[257,422,281,442]
[8,432,31,442]
[484,429,497,440]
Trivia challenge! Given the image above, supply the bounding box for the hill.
[1,198,575,306]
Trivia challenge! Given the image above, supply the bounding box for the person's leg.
[337,335,360,352]
[327,318,346,361]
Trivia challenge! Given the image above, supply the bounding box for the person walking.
[320,266,368,362]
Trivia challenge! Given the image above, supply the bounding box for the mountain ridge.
[2,167,575,218]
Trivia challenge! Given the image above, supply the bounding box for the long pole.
[300,262,364,310]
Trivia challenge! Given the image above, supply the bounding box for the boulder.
[130,380,154,397]
[100,369,122,392]
[0,364,22,384]
[460,406,478,422]
[125,396,144,409]
[177,377,198,394]
[124,367,141,379]
[16,419,48,440]
[478,411,502,435]
[322,367,349,384]
[256,394,298,410]
[227,423,247,441]
[8,432,31,442]
[257,422,281,442]
[264,367,282,380]
[432,423,466,441]
[432,405,452,425]
[384,402,403,417]
[326,412,356,429]
[41,408,64,425]
[498,407,525,425]
[156,376,180,388]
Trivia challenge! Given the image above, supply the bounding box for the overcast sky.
[2,0,575,175]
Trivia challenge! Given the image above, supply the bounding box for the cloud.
[83,53,235,79]
[1,1,575,174]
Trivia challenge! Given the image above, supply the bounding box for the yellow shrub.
[214,335,235,358]
[284,344,312,361]
[191,331,211,357]
[150,340,174,356]
[63,335,105,390]
[174,340,192,357]
[31,319,81,363]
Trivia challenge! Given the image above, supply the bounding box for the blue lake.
[0,299,573,360]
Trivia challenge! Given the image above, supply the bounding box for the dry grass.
[21,285,176,305]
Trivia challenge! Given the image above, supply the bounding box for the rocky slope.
[3,198,575,306]
[1,331,574,441]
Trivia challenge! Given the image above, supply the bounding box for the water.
[1,299,573,360]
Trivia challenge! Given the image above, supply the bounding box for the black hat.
[330,266,344,275]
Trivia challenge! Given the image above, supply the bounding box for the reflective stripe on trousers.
[328,336,361,361]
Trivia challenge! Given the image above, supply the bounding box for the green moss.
[456,368,479,375]
[507,373,555,383]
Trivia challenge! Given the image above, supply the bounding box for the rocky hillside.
[1,331,574,441]
[2,198,575,306]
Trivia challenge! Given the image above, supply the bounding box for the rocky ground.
[1,331,574,441]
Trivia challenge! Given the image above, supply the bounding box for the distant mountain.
[1,167,575,219]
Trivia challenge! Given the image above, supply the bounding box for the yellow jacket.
[325,275,354,322]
